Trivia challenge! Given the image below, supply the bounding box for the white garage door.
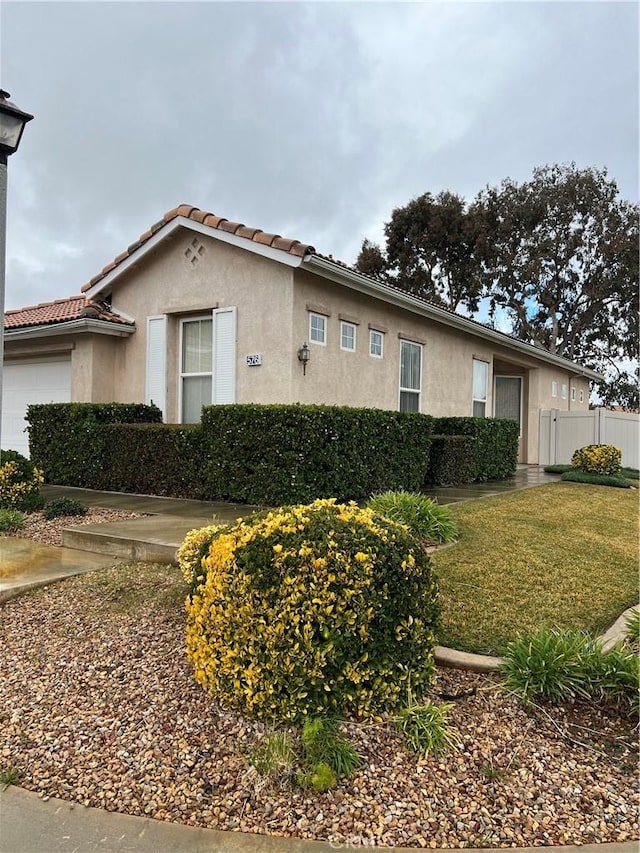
[2,358,72,457]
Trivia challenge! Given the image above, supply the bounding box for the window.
[472,359,488,417]
[180,317,212,423]
[369,329,384,358]
[340,321,356,352]
[571,387,576,402]
[561,383,567,400]
[551,381,558,398]
[399,340,422,412]
[579,389,584,403]
[309,312,326,345]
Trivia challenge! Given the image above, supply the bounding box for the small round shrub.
[185,499,439,722]
[367,491,458,544]
[571,444,622,476]
[0,508,26,532]
[0,449,44,511]
[42,497,88,520]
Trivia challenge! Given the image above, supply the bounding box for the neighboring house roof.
[4,295,134,341]
[8,203,603,381]
[80,204,316,293]
[5,295,133,329]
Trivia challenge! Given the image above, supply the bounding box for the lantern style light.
[297,342,311,375]
[0,90,33,161]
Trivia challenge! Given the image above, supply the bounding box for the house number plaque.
[245,354,262,366]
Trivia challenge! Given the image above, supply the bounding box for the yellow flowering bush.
[0,451,44,511]
[571,444,622,476]
[184,498,439,721]
[177,523,226,594]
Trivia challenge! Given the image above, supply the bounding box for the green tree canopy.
[356,164,639,408]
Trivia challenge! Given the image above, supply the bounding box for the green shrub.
[394,700,460,756]
[0,508,26,532]
[431,417,519,481]
[0,449,44,511]
[571,444,622,476]
[624,609,640,650]
[426,435,475,485]
[367,491,458,544]
[502,626,639,711]
[200,404,434,504]
[622,467,640,481]
[185,499,439,722]
[26,403,162,487]
[102,423,207,497]
[560,470,631,489]
[43,497,88,520]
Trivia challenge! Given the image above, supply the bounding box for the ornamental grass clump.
[367,490,458,544]
[184,499,439,722]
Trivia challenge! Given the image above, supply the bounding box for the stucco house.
[3,204,600,461]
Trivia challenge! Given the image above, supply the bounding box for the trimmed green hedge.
[25,403,433,504]
[432,417,519,481]
[560,470,632,489]
[103,424,206,497]
[26,403,162,487]
[426,435,475,486]
[200,404,434,504]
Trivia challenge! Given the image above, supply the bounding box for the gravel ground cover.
[1,562,637,849]
[5,508,142,547]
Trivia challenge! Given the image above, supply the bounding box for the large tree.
[473,164,639,408]
[357,165,639,407]
[356,191,483,313]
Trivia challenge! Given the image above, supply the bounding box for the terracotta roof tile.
[81,205,316,292]
[4,296,134,331]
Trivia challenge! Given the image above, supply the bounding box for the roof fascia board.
[84,216,304,300]
[5,319,135,341]
[304,255,603,382]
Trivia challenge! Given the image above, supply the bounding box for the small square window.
[561,384,567,400]
[551,381,558,398]
[340,321,356,352]
[309,312,326,345]
[369,329,384,358]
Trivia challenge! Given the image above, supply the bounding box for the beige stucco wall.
[106,230,296,421]
[13,229,594,466]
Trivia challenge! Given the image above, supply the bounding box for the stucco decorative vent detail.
[184,237,205,266]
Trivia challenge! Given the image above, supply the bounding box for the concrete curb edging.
[435,603,639,673]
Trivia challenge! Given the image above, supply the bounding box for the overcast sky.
[2,1,638,311]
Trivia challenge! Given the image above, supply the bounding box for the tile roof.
[81,204,316,293]
[5,296,133,330]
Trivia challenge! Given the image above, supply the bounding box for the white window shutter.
[146,315,167,418]
[213,307,236,404]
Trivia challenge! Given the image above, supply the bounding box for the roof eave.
[303,255,604,382]
[4,318,135,341]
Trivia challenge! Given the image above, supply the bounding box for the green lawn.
[431,482,639,656]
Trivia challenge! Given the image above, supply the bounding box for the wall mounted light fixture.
[297,342,310,375]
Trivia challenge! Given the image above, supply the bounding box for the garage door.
[2,357,71,457]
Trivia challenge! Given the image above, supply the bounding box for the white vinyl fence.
[539,408,639,469]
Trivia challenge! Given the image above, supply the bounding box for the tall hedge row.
[27,403,162,488]
[431,416,520,481]
[426,435,476,486]
[200,404,433,504]
[26,403,434,504]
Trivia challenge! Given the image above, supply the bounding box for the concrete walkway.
[1,787,638,853]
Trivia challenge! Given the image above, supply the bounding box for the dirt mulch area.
[0,563,637,850]
[6,508,142,547]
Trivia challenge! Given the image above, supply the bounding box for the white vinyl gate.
[539,408,639,469]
